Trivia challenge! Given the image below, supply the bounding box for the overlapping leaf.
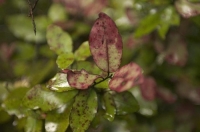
[109,62,143,92]
[23,85,78,111]
[67,70,100,89]
[89,12,123,72]
[70,90,97,132]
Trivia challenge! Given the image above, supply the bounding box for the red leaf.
[109,62,143,92]
[140,76,156,101]
[67,70,100,89]
[89,12,123,73]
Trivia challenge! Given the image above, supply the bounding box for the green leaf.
[113,91,139,115]
[74,61,102,75]
[74,41,91,61]
[23,85,78,111]
[45,103,73,132]
[56,53,74,69]
[70,90,98,132]
[29,60,55,86]
[0,110,11,124]
[94,78,109,89]
[48,3,67,22]
[47,73,75,92]
[102,92,116,121]
[46,25,73,55]
[6,15,51,42]
[25,116,43,132]
[2,87,29,118]
[134,13,160,38]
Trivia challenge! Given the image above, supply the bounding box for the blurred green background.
[1,0,200,132]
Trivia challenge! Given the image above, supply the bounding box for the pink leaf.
[156,87,177,104]
[140,76,156,101]
[109,62,143,92]
[67,70,100,89]
[89,12,123,73]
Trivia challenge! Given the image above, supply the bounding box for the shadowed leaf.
[109,62,143,92]
[89,12,123,72]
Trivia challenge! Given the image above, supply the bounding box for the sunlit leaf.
[113,91,139,115]
[23,85,78,111]
[56,53,74,69]
[25,116,43,132]
[70,90,98,132]
[67,69,100,89]
[47,73,75,92]
[175,0,200,18]
[48,3,67,22]
[89,12,123,72]
[109,62,143,92]
[94,78,109,89]
[2,87,29,118]
[46,25,73,54]
[45,103,73,132]
[102,92,116,121]
[74,41,91,61]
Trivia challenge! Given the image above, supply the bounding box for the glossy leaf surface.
[56,53,74,69]
[45,103,73,132]
[109,62,143,92]
[46,25,73,54]
[70,90,97,132]
[74,41,91,61]
[89,12,123,72]
[67,69,100,89]
[102,92,116,121]
[47,73,75,92]
[23,86,78,111]
[113,91,139,115]
[2,87,29,118]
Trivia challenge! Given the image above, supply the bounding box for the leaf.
[94,78,109,89]
[45,103,73,132]
[109,62,143,92]
[56,53,74,69]
[48,3,67,22]
[70,90,98,132]
[139,76,157,101]
[175,0,200,18]
[134,13,160,38]
[113,91,139,115]
[74,41,91,61]
[89,12,123,72]
[67,69,100,89]
[46,25,73,55]
[23,85,78,111]
[25,116,43,132]
[74,61,102,75]
[47,73,75,92]
[102,92,116,121]
[2,87,29,118]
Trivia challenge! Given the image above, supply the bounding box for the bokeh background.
[0,0,200,132]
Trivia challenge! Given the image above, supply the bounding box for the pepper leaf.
[70,90,98,132]
[89,12,123,72]
[67,69,100,89]
[109,62,143,92]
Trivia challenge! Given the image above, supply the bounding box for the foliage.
[1,0,200,132]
